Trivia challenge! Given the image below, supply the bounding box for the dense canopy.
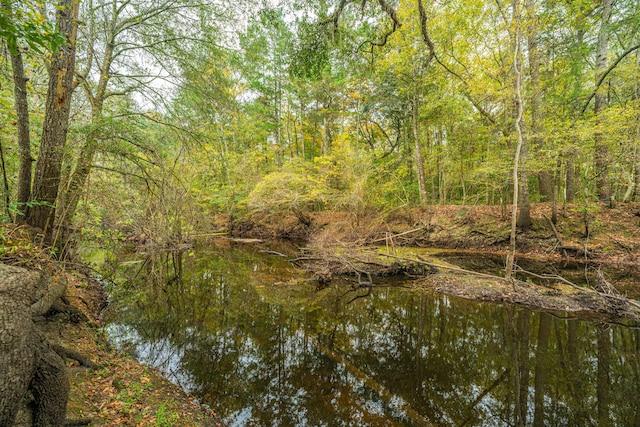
[0,0,639,249]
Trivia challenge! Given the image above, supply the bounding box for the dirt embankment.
[0,225,224,427]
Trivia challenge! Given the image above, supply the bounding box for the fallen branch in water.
[382,253,640,313]
[513,265,640,311]
[380,253,504,281]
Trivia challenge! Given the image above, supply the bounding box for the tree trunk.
[525,0,552,203]
[593,0,613,203]
[634,144,640,201]
[2,0,33,217]
[0,138,10,220]
[506,0,526,281]
[322,114,332,155]
[9,45,33,214]
[0,265,37,425]
[0,264,69,427]
[514,0,531,230]
[565,154,575,203]
[516,138,532,229]
[26,0,80,242]
[58,2,115,238]
[412,94,428,205]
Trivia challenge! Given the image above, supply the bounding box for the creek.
[103,240,640,426]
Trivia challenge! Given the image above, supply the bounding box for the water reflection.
[105,242,640,426]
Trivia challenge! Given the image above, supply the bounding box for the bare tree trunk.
[566,154,575,203]
[26,0,80,242]
[525,0,552,203]
[594,0,613,203]
[2,0,33,216]
[322,115,332,155]
[9,46,33,213]
[412,93,428,205]
[517,138,532,229]
[58,1,113,235]
[0,138,11,220]
[506,0,526,281]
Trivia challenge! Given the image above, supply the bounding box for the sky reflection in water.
[106,243,640,426]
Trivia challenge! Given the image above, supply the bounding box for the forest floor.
[226,202,640,323]
[0,225,224,427]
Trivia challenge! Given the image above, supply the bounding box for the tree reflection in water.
[105,243,640,426]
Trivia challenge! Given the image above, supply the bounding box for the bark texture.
[26,0,80,241]
[593,0,613,203]
[2,0,33,214]
[0,264,69,427]
[412,94,428,205]
[9,46,33,212]
[0,266,37,424]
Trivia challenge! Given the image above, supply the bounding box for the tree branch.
[580,43,640,115]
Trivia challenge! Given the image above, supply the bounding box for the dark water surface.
[105,242,640,426]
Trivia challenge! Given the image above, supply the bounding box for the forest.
[0,0,638,252]
[1,0,640,425]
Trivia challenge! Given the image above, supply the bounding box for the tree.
[58,0,206,236]
[593,0,614,203]
[1,0,65,218]
[25,0,80,240]
[0,264,69,426]
[506,0,527,281]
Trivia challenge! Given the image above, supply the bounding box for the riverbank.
[224,202,640,322]
[0,225,224,426]
[226,202,640,267]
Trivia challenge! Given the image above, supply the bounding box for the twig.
[369,227,425,243]
[259,250,287,257]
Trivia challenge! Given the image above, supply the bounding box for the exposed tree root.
[51,343,96,369]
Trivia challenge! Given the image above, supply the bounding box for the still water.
[104,241,640,426]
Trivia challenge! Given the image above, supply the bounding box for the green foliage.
[2,0,639,250]
[0,1,64,54]
[246,169,328,212]
[290,21,330,80]
[0,200,55,223]
[154,402,179,427]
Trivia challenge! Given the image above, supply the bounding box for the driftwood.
[369,227,426,244]
[381,253,503,281]
[291,248,437,285]
[543,214,568,258]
